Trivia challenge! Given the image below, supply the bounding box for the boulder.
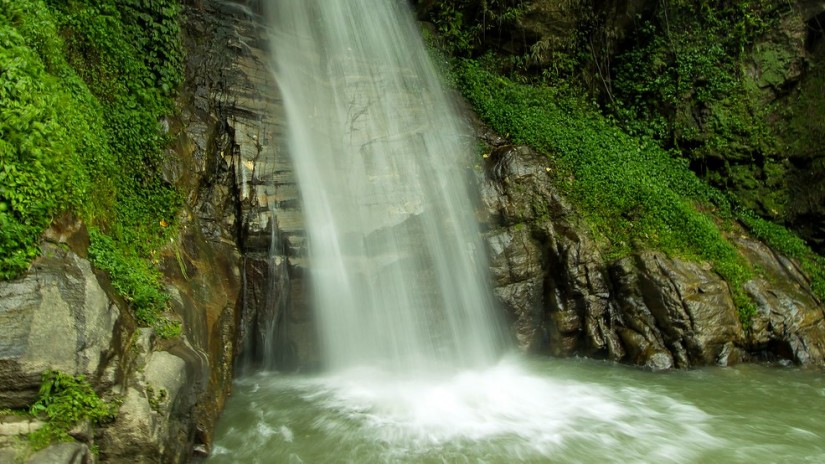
[0,243,118,408]
[735,237,825,364]
[99,331,205,464]
[609,253,746,368]
[27,442,92,464]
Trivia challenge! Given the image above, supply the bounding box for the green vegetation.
[453,58,757,322]
[89,231,181,337]
[424,0,825,323]
[424,0,526,55]
[28,371,115,450]
[609,0,790,218]
[611,0,778,138]
[0,0,182,335]
[146,385,168,413]
[0,1,102,277]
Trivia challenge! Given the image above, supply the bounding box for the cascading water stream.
[208,2,825,462]
[269,0,505,374]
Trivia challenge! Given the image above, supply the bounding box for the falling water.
[209,2,825,461]
[269,0,505,373]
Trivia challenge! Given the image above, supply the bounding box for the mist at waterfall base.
[210,359,823,463]
[208,1,825,462]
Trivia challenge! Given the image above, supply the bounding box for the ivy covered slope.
[421,0,825,253]
[0,0,182,335]
[607,0,825,252]
[419,0,825,323]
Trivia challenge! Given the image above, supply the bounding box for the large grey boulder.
[0,243,118,407]
[99,330,205,464]
[27,442,92,464]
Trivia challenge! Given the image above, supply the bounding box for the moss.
[604,1,799,224]
[752,42,796,89]
[146,385,168,413]
[778,65,825,157]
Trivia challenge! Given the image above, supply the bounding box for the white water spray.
[269,0,505,373]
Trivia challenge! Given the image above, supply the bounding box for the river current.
[209,357,824,463]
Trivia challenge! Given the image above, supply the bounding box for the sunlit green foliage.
[28,370,115,450]
[0,0,182,335]
[0,2,105,278]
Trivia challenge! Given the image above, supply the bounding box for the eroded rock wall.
[177,0,315,373]
[478,141,825,369]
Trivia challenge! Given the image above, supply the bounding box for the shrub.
[28,370,115,450]
[1,0,183,336]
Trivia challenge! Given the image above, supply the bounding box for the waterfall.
[209,4,818,461]
[268,0,506,373]
[208,4,752,460]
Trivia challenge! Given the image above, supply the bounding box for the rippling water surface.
[208,357,825,463]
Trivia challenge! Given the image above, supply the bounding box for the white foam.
[302,358,720,462]
[279,425,295,443]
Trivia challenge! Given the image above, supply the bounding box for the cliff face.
[174,0,315,374]
[0,0,312,461]
[477,141,825,369]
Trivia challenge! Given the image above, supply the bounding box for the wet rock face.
[27,442,92,464]
[178,0,314,374]
[735,237,825,364]
[609,254,746,369]
[480,143,825,368]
